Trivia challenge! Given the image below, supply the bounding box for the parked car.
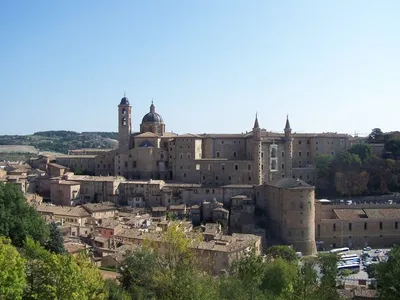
[363,247,372,251]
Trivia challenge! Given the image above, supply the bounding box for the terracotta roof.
[83,202,117,212]
[151,206,167,212]
[333,209,366,220]
[364,208,400,219]
[36,204,90,217]
[267,178,313,189]
[135,132,159,138]
[176,133,201,138]
[48,163,67,169]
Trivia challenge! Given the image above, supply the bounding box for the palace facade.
[56,95,353,186]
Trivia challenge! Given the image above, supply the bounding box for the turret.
[252,113,263,185]
[283,115,293,178]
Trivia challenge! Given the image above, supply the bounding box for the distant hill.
[0,131,118,156]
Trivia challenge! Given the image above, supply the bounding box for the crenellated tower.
[118,94,132,153]
[252,113,263,185]
[283,115,293,178]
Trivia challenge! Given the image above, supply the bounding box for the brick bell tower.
[118,93,132,153]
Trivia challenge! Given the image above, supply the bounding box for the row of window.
[330,221,399,232]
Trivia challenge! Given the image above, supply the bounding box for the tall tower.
[283,115,293,178]
[252,113,263,185]
[118,94,132,153]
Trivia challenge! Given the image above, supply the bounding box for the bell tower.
[118,94,132,153]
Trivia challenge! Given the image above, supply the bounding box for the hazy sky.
[1,1,399,136]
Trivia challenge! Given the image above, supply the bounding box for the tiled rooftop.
[333,209,366,220]
[364,208,400,219]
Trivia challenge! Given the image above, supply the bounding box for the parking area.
[345,248,389,281]
[313,248,390,285]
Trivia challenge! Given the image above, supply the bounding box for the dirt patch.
[0,145,38,153]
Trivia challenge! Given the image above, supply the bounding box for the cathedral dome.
[141,102,164,123]
[120,96,130,105]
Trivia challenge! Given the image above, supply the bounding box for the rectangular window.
[396,222,398,229]
[307,140,310,145]
[282,152,285,158]
[380,222,383,230]
[216,152,220,158]
[333,223,336,232]
[208,164,212,171]
[364,222,367,230]
[233,152,237,158]
[349,223,352,231]
[299,151,302,157]
[221,164,225,170]
[248,164,251,171]
[195,164,200,170]
[234,164,238,170]
[307,151,310,157]
[281,163,285,169]
[298,140,302,145]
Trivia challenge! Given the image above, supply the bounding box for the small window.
[299,151,302,157]
[233,152,237,158]
[221,164,225,170]
[298,140,302,145]
[248,164,251,171]
[307,140,310,145]
[333,223,336,232]
[248,176,252,181]
[216,152,220,158]
[195,164,200,170]
[281,163,285,169]
[234,164,238,170]
[215,176,219,180]
[281,152,285,158]
[364,222,367,230]
[349,223,352,231]
[380,222,383,230]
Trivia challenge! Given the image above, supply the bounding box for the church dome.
[141,102,164,123]
[120,96,129,105]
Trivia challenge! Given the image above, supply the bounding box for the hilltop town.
[1,95,400,298]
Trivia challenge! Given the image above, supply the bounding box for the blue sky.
[1,1,399,136]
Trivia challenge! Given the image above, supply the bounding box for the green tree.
[315,154,333,180]
[334,170,369,196]
[265,245,298,263]
[118,247,158,299]
[0,183,49,246]
[368,128,385,143]
[284,257,319,300]
[75,253,107,300]
[332,151,362,172]
[376,245,400,300]
[260,258,298,297]
[229,249,265,299]
[104,279,130,300]
[316,253,340,300]
[385,138,400,159]
[22,238,106,300]
[45,222,66,254]
[0,237,26,300]
[349,144,372,162]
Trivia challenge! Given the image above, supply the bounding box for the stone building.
[54,94,356,187]
[256,178,317,255]
[315,200,400,250]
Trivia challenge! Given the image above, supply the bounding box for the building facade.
[56,94,353,186]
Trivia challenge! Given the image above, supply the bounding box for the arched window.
[122,108,126,115]
[271,160,277,170]
[121,117,127,126]
[271,148,277,158]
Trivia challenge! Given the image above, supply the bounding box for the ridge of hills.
[0,130,118,161]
